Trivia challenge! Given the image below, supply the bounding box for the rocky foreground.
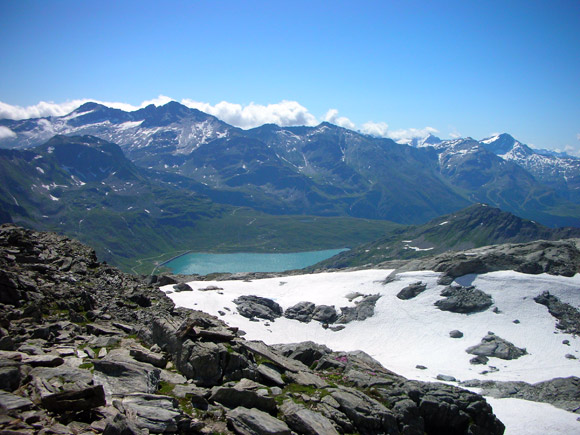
[0,224,507,434]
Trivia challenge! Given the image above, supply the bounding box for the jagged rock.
[173,282,193,292]
[311,305,338,323]
[129,345,168,368]
[466,333,527,360]
[396,239,580,279]
[240,340,309,374]
[157,275,177,286]
[435,285,493,314]
[402,381,505,435]
[0,390,33,411]
[0,225,509,435]
[286,370,328,388]
[41,385,106,413]
[470,355,489,365]
[210,385,277,414]
[329,387,399,434]
[0,364,21,391]
[397,282,427,300]
[234,295,283,321]
[284,301,316,323]
[336,294,381,324]
[22,354,65,367]
[273,341,332,367]
[534,291,580,334]
[280,400,339,435]
[102,413,141,435]
[462,376,580,413]
[227,406,292,435]
[257,364,285,386]
[93,357,161,397]
[115,393,194,433]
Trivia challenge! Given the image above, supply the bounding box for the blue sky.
[1,0,579,153]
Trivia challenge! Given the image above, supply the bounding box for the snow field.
[162,268,580,433]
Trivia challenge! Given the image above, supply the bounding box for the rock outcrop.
[386,239,580,281]
[466,333,527,361]
[435,285,494,314]
[0,224,505,434]
[396,281,427,300]
[233,295,283,321]
[462,377,580,413]
[534,291,580,335]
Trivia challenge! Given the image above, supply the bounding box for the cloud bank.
[0,96,440,144]
[0,126,17,140]
[182,99,318,129]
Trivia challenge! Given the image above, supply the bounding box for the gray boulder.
[93,356,161,397]
[210,385,277,415]
[173,282,193,292]
[336,294,381,324]
[328,387,398,434]
[435,285,493,314]
[227,406,292,435]
[449,330,464,338]
[396,282,427,300]
[273,341,332,366]
[284,301,316,323]
[280,400,339,435]
[312,305,338,323]
[234,295,283,321]
[115,393,192,433]
[466,333,527,360]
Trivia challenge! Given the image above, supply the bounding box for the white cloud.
[181,99,318,129]
[577,133,580,141]
[387,127,439,143]
[448,130,462,139]
[0,95,179,121]
[0,126,16,140]
[362,122,438,143]
[361,121,389,137]
[323,109,355,129]
[564,145,580,157]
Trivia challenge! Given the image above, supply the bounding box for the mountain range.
[0,135,401,272]
[1,101,579,228]
[1,101,580,271]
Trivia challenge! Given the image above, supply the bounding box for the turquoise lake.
[164,249,347,275]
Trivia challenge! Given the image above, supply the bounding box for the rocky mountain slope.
[313,203,580,270]
[417,133,580,205]
[0,135,401,272]
[162,237,580,433]
[0,224,506,434]
[2,102,579,227]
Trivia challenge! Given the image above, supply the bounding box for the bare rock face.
[395,239,580,280]
[0,224,506,435]
[534,291,580,334]
[466,333,527,360]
